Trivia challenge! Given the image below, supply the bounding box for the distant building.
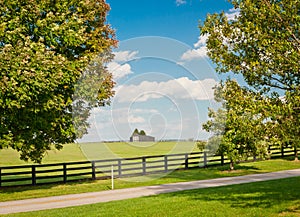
[130,133,155,142]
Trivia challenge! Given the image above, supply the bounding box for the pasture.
[0,141,198,166]
[0,142,297,187]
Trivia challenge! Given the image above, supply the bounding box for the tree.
[0,0,117,163]
[203,80,271,170]
[200,0,299,92]
[132,129,139,135]
[139,130,146,136]
[196,140,207,151]
[200,0,300,162]
[132,129,146,136]
[267,92,300,160]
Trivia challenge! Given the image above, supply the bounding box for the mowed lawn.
[2,176,300,217]
[0,158,299,202]
[0,141,198,166]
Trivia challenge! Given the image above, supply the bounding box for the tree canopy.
[201,0,299,93]
[0,0,117,163]
[132,129,147,136]
[200,0,300,167]
[203,80,272,169]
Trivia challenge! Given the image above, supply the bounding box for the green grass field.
[1,142,299,217]
[2,176,300,217]
[0,158,299,202]
[80,141,197,160]
[0,141,198,166]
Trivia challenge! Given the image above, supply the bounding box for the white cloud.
[180,46,207,61]
[180,34,209,61]
[113,51,139,62]
[107,50,138,80]
[225,8,240,21]
[128,115,145,124]
[179,8,239,62]
[114,77,217,103]
[179,8,239,63]
[107,62,133,80]
[176,0,186,6]
[133,108,159,114]
[193,34,209,48]
[94,108,159,126]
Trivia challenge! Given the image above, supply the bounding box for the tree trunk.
[229,160,234,170]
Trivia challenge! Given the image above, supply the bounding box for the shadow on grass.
[163,164,261,181]
[0,178,101,196]
[161,176,300,212]
[276,156,298,161]
[279,203,300,216]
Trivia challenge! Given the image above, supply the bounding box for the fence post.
[203,152,207,168]
[281,146,284,157]
[221,154,224,166]
[118,159,122,177]
[32,165,36,186]
[142,157,146,175]
[63,163,67,183]
[0,168,2,187]
[91,161,96,180]
[164,156,168,172]
[185,154,189,169]
[111,165,114,190]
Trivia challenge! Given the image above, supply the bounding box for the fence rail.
[0,145,297,187]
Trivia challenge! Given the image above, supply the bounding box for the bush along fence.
[0,145,297,187]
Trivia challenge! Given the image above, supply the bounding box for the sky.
[77,0,240,142]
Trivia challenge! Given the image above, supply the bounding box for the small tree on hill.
[139,130,146,136]
[133,129,139,135]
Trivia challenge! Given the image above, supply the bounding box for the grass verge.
[0,158,299,202]
[2,176,300,217]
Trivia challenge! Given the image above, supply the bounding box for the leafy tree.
[196,140,207,151]
[203,80,271,170]
[200,0,300,162]
[268,91,300,160]
[200,0,299,92]
[132,128,139,135]
[139,130,146,136]
[131,129,146,136]
[0,0,117,163]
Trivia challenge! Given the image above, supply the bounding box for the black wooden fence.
[0,145,297,187]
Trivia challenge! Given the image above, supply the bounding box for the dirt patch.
[220,169,244,174]
[279,203,300,216]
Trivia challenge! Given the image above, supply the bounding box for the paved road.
[1,169,300,215]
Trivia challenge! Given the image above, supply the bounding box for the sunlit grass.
[0,158,299,202]
[2,176,300,217]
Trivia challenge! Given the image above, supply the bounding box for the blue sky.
[107,0,233,44]
[77,0,239,142]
